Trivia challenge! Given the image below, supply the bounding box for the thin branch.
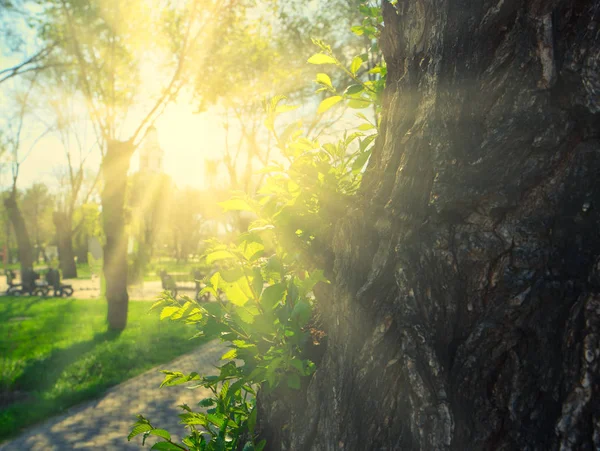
[59,0,109,140]
[131,0,224,146]
[0,43,58,84]
[130,1,198,146]
[19,124,55,165]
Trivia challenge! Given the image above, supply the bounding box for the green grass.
[74,262,92,279]
[0,296,208,441]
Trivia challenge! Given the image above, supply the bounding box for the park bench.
[4,268,74,297]
[45,268,74,297]
[5,269,49,296]
[159,269,208,302]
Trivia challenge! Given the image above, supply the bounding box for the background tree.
[28,0,239,329]
[0,77,49,276]
[256,1,600,449]
[45,80,101,279]
[169,187,212,262]
[128,170,172,283]
[21,183,55,262]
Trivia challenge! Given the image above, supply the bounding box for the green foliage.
[21,183,55,253]
[131,3,385,449]
[309,35,385,118]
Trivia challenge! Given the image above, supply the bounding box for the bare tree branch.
[0,43,59,84]
[58,0,109,141]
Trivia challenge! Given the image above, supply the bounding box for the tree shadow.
[0,296,46,320]
[13,329,122,392]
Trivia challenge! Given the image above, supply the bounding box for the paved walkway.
[0,340,228,450]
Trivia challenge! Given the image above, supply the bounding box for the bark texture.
[102,139,134,330]
[53,211,77,279]
[258,1,600,450]
[4,192,34,274]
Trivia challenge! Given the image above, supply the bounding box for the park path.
[0,340,228,450]
[0,277,166,301]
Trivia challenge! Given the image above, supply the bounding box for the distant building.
[139,126,164,174]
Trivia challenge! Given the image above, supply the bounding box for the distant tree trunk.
[53,211,77,279]
[257,1,600,450]
[4,192,34,275]
[4,219,11,265]
[74,232,89,264]
[102,139,135,330]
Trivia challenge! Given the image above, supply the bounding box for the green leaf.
[351,25,364,36]
[298,270,327,295]
[350,56,363,75]
[348,99,371,109]
[149,429,171,441]
[247,406,258,434]
[307,53,337,65]
[317,96,343,114]
[235,304,259,324]
[179,412,207,426]
[287,373,301,390]
[206,250,235,264]
[149,298,169,312]
[359,133,377,152]
[207,413,227,429]
[344,84,364,96]
[219,198,254,212]
[358,123,376,131]
[150,442,183,450]
[252,268,264,298]
[240,241,264,261]
[275,103,300,114]
[315,73,333,90]
[160,371,200,387]
[223,280,251,306]
[291,301,312,327]
[260,283,286,309]
[352,150,372,172]
[128,422,153,441]
[221,348,237,360]
[160,306,179,320]
[198,397,215,407]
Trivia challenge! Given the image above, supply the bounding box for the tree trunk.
[257,1,600,450]
[4,192,34,275]
[102,139,135,330]
[53,211,78,279]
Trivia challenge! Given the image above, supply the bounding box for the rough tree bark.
[4,192,34,275]
[257,1,600,450]
[102,139,135,330]
[53,211,77,279]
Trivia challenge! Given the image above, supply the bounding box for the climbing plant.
[129,4,385,450]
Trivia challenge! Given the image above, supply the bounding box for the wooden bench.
[159,270,208,301]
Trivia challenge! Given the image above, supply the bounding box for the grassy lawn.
[0,296,208,442]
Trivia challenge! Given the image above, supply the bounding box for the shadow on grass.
[0,296,45,320]
[13,330,122,393]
